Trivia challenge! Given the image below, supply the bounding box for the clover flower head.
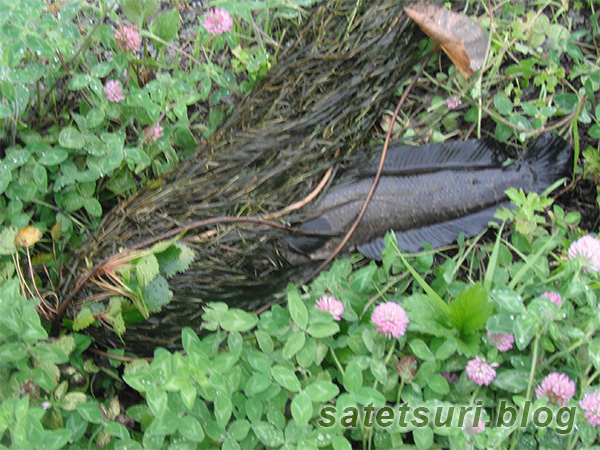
[541,291,562,307]
[580,392,600,427]
[115,23,141,52]
[535,372,575,407]
[446,96,462,109]
[568,235,600,273]
[396,355,418,382]
[464,418,486,435]
[147,123,163,142]
[371,302,409,339]
[314,295,344,321]
[487,331,514,352]
[104,80,124,103]
[203,8,233,35]
[466,356,497,386]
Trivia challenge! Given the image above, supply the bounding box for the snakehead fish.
[286,133,572,260]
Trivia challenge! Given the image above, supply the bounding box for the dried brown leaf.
[405,3,487,78]
[15,226,42,248]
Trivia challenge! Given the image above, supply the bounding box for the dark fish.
[287,133,572,259]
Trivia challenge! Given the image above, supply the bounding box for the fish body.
[287,133,572,259]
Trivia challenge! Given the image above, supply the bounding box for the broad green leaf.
[255,330,274,354]
[271,365,301,392]
[449,283,491,335]
[287,283,308,329]
[38,148,68,166]
[353,387,386,406]
[215,395,232,429]
[434,338,457,360]
[200,77,211,100]
[413,426,434,450]
[103,147,124,173]
[409,339,435,361]
[76,403,104,424]
[306,322,339,338]
[0,226,18,255]
[61,392,87,411]
[220,309,258,332]
[228,419,250,441]
[180,383,196,410]
[33,164,47,193]
[31,343,69,364]
[155,242,196,278]
[492,369,529,393]
[105,422,130,440]
[588,337,600,371]
[42,429,72,450]
[9,67,45,83]
[0,103,9,119]
[370,359,388,385]
[0,165,11,195]
[282,331,305,359]
[135,254,160,286]
[427,374,449,395]
[91,62,113,78]
[114,440,143,450]
[147,386,167,418]
[86,108,105,128]
[123,371,153,393]
[298,441,319,450]
[84,198,102,217]
[122,0,159,22]
[107,297,126,337]
[513,313,538,350]
[487,313,516,334]
[252,422,284,447]
[332,436,352,450]
[246,350,271,373]
[304,381,339,402]
[495,122,513,142]
[59,127,85,149]
[244,373,271,397]
[343,361,363,393]
[494,93,513,115]
[223,439,241,450]
[68,74,90,90]
[245,396,263,423]
[142,275,172,313]
[124,147,151,169]
[554,93,579,113]
[589,124,600,139]
[0,342,27,363]
[350,262,377,292]
[296,335,316,368]
[26,35,55,58]
[490,287,525,314]
[212,352,240,373]
[146,411,179,435]
[291,392,312,426]
[151,8,181,44]
[178,416,205,442]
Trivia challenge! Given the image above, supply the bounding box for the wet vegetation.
[1,0,600,449]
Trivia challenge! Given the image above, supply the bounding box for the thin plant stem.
[330,348,345,377]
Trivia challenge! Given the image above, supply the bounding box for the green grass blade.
[484,220,506,291]
[392,234,450,315]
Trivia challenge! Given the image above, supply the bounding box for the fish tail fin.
[520,132,573,193]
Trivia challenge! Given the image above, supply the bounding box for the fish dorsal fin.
[366,139,507,176]
[357,202,512,260]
